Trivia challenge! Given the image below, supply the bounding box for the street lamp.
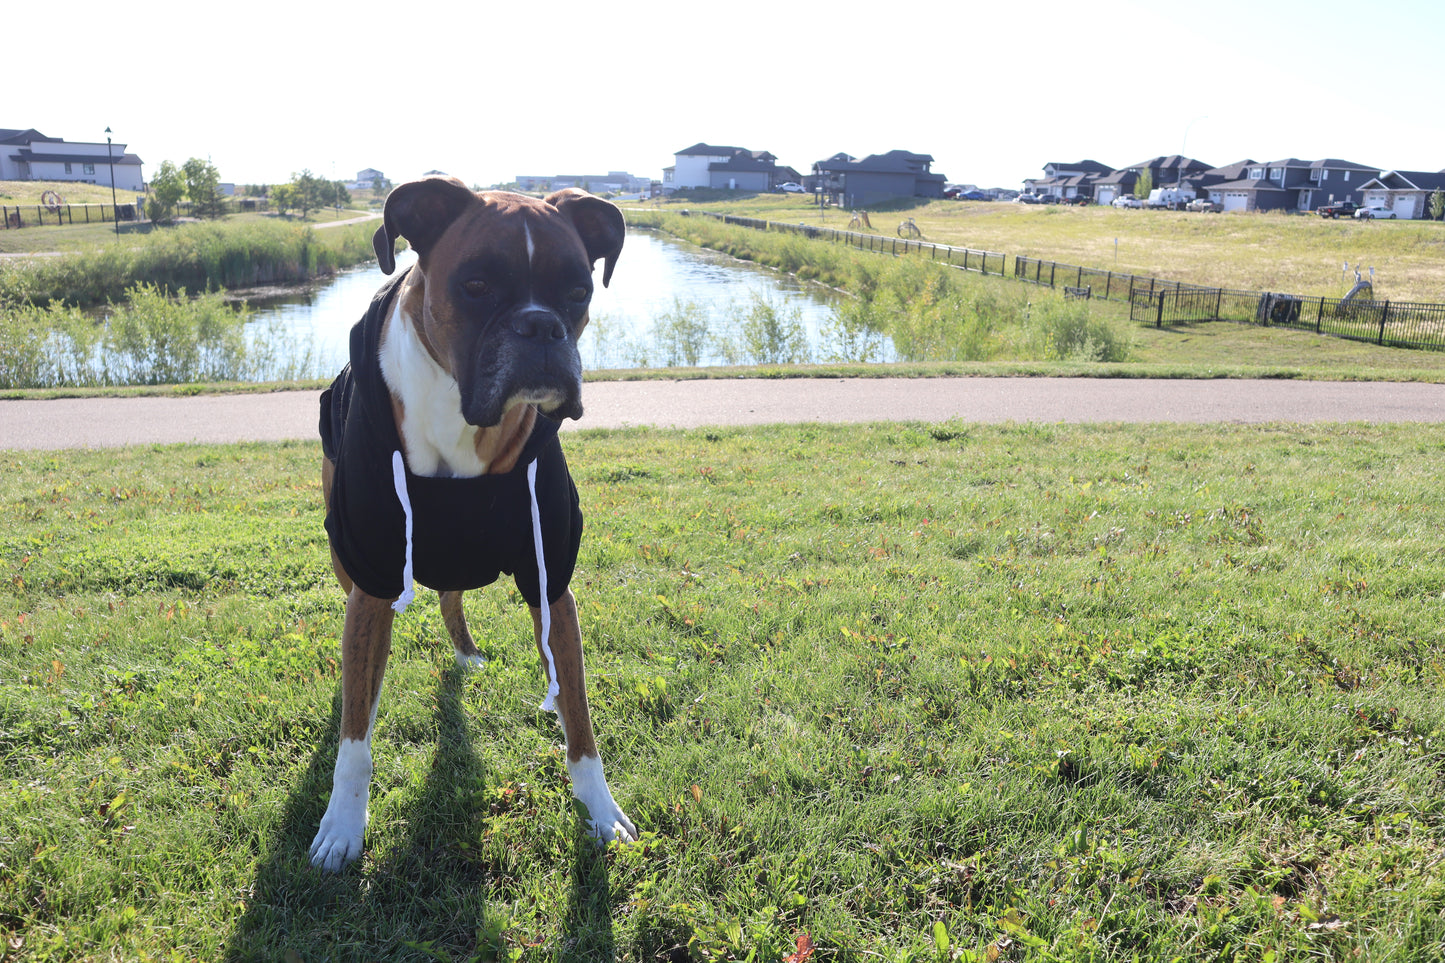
[105,127,119,237]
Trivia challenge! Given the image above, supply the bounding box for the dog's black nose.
[509,309,567,341]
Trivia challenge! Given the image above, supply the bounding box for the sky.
[10,0,1443,192]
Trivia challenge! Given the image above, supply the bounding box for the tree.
[147,160,186,224]
[182,157,225,218]
[271,183,300,215]
[1134,168,1153,200]
[1430,189,1445,222]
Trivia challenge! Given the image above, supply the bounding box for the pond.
[244,230,881,373]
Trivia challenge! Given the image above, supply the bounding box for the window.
[1344,171,1350,181]
[64,162,72,174]
[1250,168,1264,179]
[1269,168,1283,181]
[83,163,95,175]
[1311,169,1322,181]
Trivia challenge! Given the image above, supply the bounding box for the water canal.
[245,230,877,373]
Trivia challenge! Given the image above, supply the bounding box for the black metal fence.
[2,197,272,229]
[1131,288,1445,350]
[686,210,1445,352]
[699,212,1008,277]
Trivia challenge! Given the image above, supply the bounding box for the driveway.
[2,378,1444,451]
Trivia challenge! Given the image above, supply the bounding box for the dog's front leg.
[532,589,637,843]
[310,587,395,871]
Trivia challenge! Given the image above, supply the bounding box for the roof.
[1123,154,1214,172]
[1206,178,1290,192]
[708,155,777,173]
[827,149,936,173]
[1308,158,1378,171]
[11,151,143,166]
[1357,170,1445,192]
[674,142,747,157]
[1045,159,1112,174]
[1257,157,1311,168]
[0,128,59,146]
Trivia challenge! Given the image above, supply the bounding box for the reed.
[632,214,1134,364]
[0,283,317,388]
[0,220,376,307]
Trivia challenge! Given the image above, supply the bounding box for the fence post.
[1318,297,1326,334]
[1156,293,1165,328]
[1215,288,1222,320]
[1379,302,1390,345]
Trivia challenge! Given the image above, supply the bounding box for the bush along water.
[0,219,377,308]
[0,283,317,388]
[631,212,1135,364]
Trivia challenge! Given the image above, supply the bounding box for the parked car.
[1015,193,1045,204]
[1186,198,1222,212]
[777,182,806,193]
[1354,205,1396,220]
[959,190,990,201]
[1112,196,1143,209]
[1063,195,1090,206]
[1316,201,1360,218]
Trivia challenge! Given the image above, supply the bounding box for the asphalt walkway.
[3,377,1443,451]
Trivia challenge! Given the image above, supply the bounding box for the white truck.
[1146,187,1196,210]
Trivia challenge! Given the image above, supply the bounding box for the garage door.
[1222,192,1249,212]
[1096,188,1116,206]
[1393,195,1417,219]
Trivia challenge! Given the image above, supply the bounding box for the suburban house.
[348,167,387,190]
[1092,168,1139,206]
[1119,155,1214,193]
[1023,160,1112,201]
[812,150,947,207]
[663,143,794,192]
[1355,170,1445,219]
[1192,157,1380,212]
[0,127,145,191]
[515,171,650,194]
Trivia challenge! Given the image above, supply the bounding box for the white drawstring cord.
[390,450,415,614]
[527,458,560,712]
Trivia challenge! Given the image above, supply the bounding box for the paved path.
[3,378,1444,451]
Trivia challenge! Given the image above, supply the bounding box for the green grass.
[2,424,1443,960]
[640,193,1445,304]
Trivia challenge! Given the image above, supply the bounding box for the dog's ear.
[373,177,475,274]
[545,188,625,287]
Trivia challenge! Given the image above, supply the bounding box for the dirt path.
[3,378,1443,451]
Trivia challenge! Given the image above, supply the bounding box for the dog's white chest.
[378,303,487,477]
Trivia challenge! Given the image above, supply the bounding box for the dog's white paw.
[309,805,367,873]
[454,651,487,670]
[567,755,638,843]
[310,739,372,872]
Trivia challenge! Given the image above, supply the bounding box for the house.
[1092,168,1138,206]
[811,150,947,207]
[1198,158,1380,212]
[1023,160,1113,201]
[1121,155,1214,192]
[1355,170,1445,219]
[0,127,145,190]
[663,143,791,192]
[515,172,650,194]
[348,168,387,190]
[1298,158,1380,210]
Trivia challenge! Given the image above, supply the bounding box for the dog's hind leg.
[532,589,638,844]
[440,590,485,668]
[310,587,395,872]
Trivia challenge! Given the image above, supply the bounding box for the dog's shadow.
[223,668,615,961]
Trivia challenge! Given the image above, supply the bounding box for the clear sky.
[10,0,1442,192]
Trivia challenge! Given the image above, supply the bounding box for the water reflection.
[244,231,860,372]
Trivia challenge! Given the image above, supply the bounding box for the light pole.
[105,127,119,237]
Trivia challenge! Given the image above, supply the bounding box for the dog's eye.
[462,279,490,298]
[567,286,590,303]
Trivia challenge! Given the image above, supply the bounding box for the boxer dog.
[310,176,635,872]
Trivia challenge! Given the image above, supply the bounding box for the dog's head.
[374,176,624,427]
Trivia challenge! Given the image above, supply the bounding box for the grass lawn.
[641,193,1445,305]
[0,179,369,255]
[2,423,1442,960]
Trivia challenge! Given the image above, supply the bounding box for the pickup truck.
[1317,201,1360,219]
